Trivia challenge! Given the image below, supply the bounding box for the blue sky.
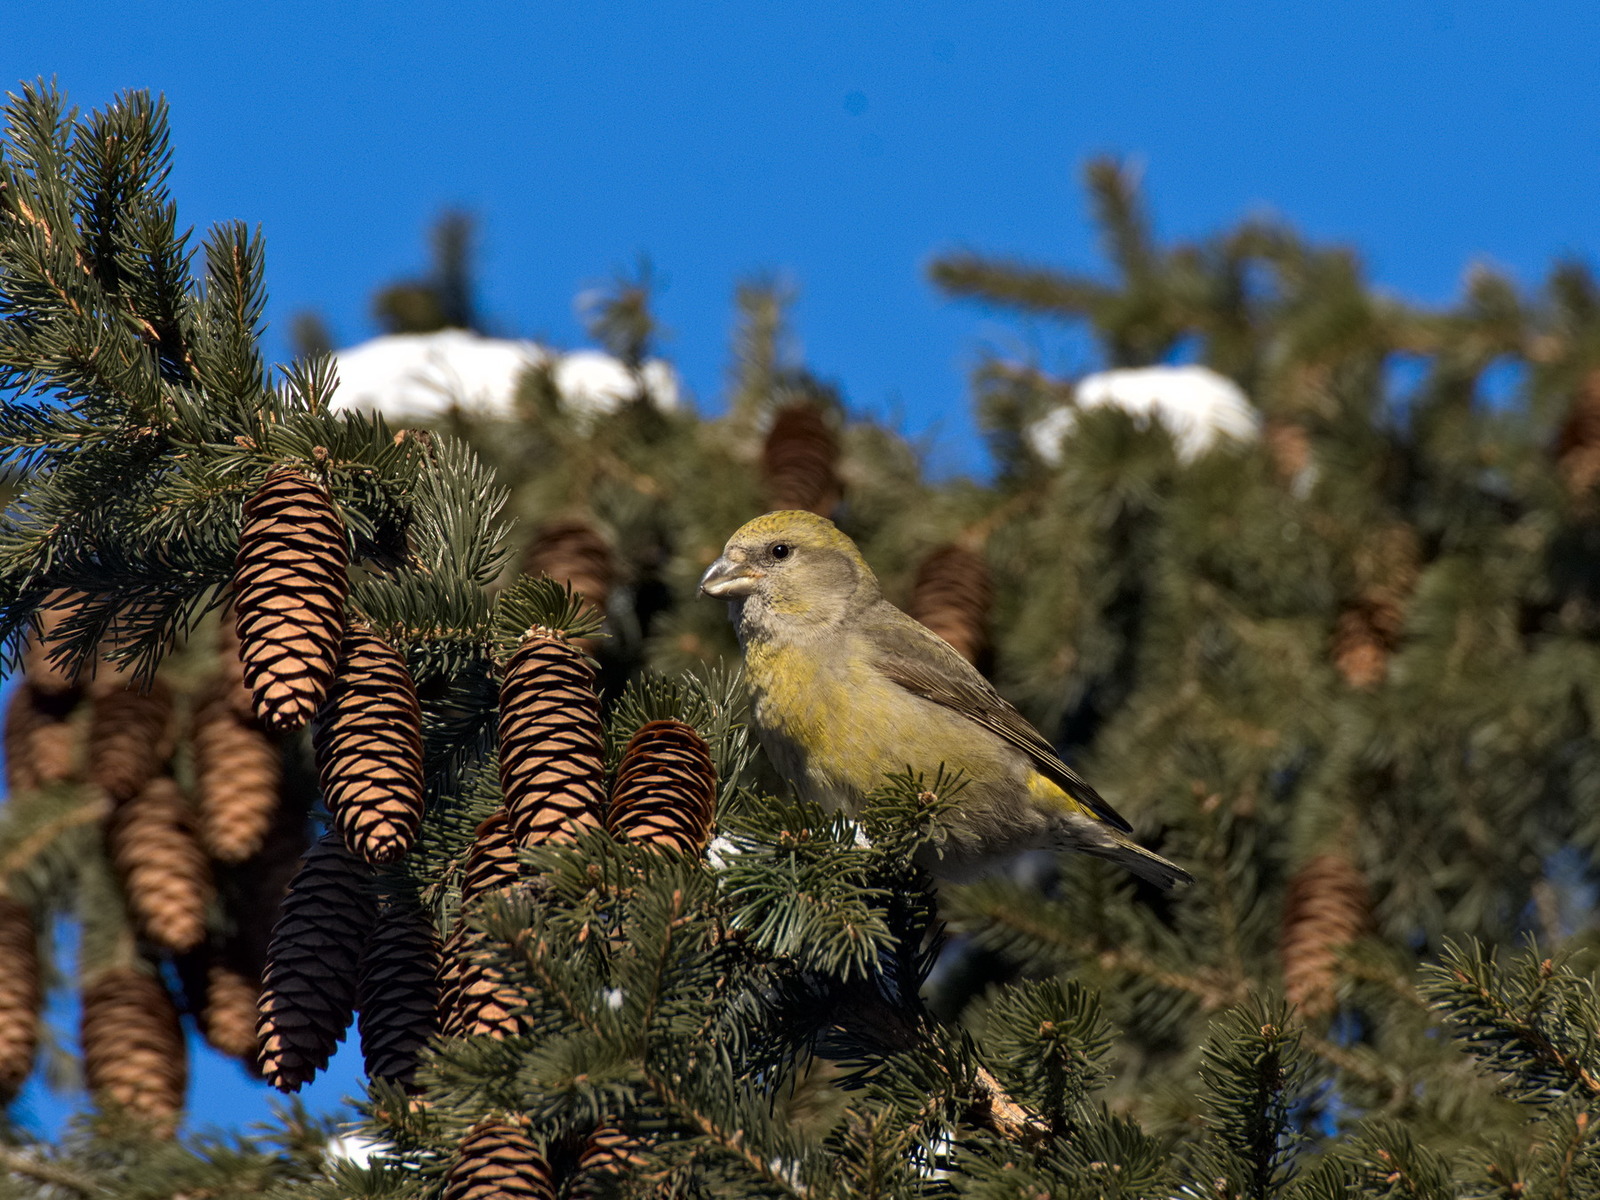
[5,0,1600,1134]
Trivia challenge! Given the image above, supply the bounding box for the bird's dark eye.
[770,543,792,560]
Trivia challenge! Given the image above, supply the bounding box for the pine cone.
[257,835,375,1091]
[1332,523,1421,691]
[80,966,186,1130]
[1280,852,1371,1018]
[443,1118,556,1200]
[87,680,173,799]
[4,683,79,793]
[498,635,606,849]
[608,720,717,855]
[21,591,86,695]
[762,401,841,515]
[906,544,994,668]
[312,630,425,863]
[227,795,314,982]
[198,958,262,1063]
[193,680,282,863]
[357,899,441,1090]
[568,1124,648,1200]
[1557,368,1600,497]
[438,923,525,1041]
[106,777,213,953]
[1264,418,1314,490]
[0,898,40,1098]
[522,518,615,621]
[232,467,350,732]
[460,810,520,904]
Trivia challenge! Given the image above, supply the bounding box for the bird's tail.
[1063,816,1193,890]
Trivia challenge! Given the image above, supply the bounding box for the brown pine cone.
[762,401,841,515]
[522,518,614,622]
[906,544,994,668]
[106,777,213,953]
[1332,523,1421,691]
[1281,852,1371,1018]
[4,683,79,794]
[21,592,86,696]
[199,958,262,1063]
[460,810,520,905]
[1557,367,1600,497]
[87,680,173,799]
[312,630,425,864]
[0,898,40,1098]
[443,1118,556,1200]
[568,1124,648,1200]
[607,720,717,855]
[498,635,606,849]
[80,966,186,1131]
[193,679,282,863]
[357,899,441,1090]
[257,834,376,1091]
[438,919,526,1041]
[226,793,314,982]
[232,467,350,732]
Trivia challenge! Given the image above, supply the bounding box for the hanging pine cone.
[1280,852,1371,1018]
[106,777,213,953]
[1264,418,1314,492]
[227,792,314,983]
[443,1119,557,1200]
[608,720,717,855]
[0,898,40,1098]
[522,518,615,622]
[1557,368,1600,497]
[257,834,375,1091]
[762,400,841,515]
[232,467,350,732]
[568,1124,648,1200]
[21,591,86,695]
[312,630,425,864]
[1332,523,1421,691]
[193,679,282,863]
[87,679,173,799]
[357,899,441,1090]
[906,544,994,669]
[460,810,520,904]
[437,923,525,1041]
[80,965,186,1130]
[4,683,79,794]
[498,634,606,849]
[198,957,262,1064]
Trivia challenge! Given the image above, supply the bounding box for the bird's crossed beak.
[699,554,761,598]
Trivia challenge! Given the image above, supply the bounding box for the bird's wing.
[864,607,1133,834]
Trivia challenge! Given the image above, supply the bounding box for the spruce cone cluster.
[1331,522,1421,690]
[256,836,375,1091]
[1280,852,1371,1017]
[523,518,615,622]
[444,1119,557,1200]
[232,467,350,732]
[106,777,213,953]
[0,899,40,1098]
[906,544,994,668]
[608,720,717,855]
[193,678,282,863]
[313,630,426,863]
[81,966,186,1130]
[762,400,841,515]
[87,680,173,799]
[357,900,441,1089]
[1557,368,1600,497]
[498,634,606,848]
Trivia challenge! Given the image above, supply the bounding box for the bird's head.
[699,510,879,632]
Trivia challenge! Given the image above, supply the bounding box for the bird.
[699,510,1191,889]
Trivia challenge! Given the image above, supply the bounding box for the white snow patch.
[325,1134,390,1167]
[1027,365,1260,465]
[329,330,680,422]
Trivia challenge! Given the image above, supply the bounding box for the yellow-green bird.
[699,510,1191,889]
